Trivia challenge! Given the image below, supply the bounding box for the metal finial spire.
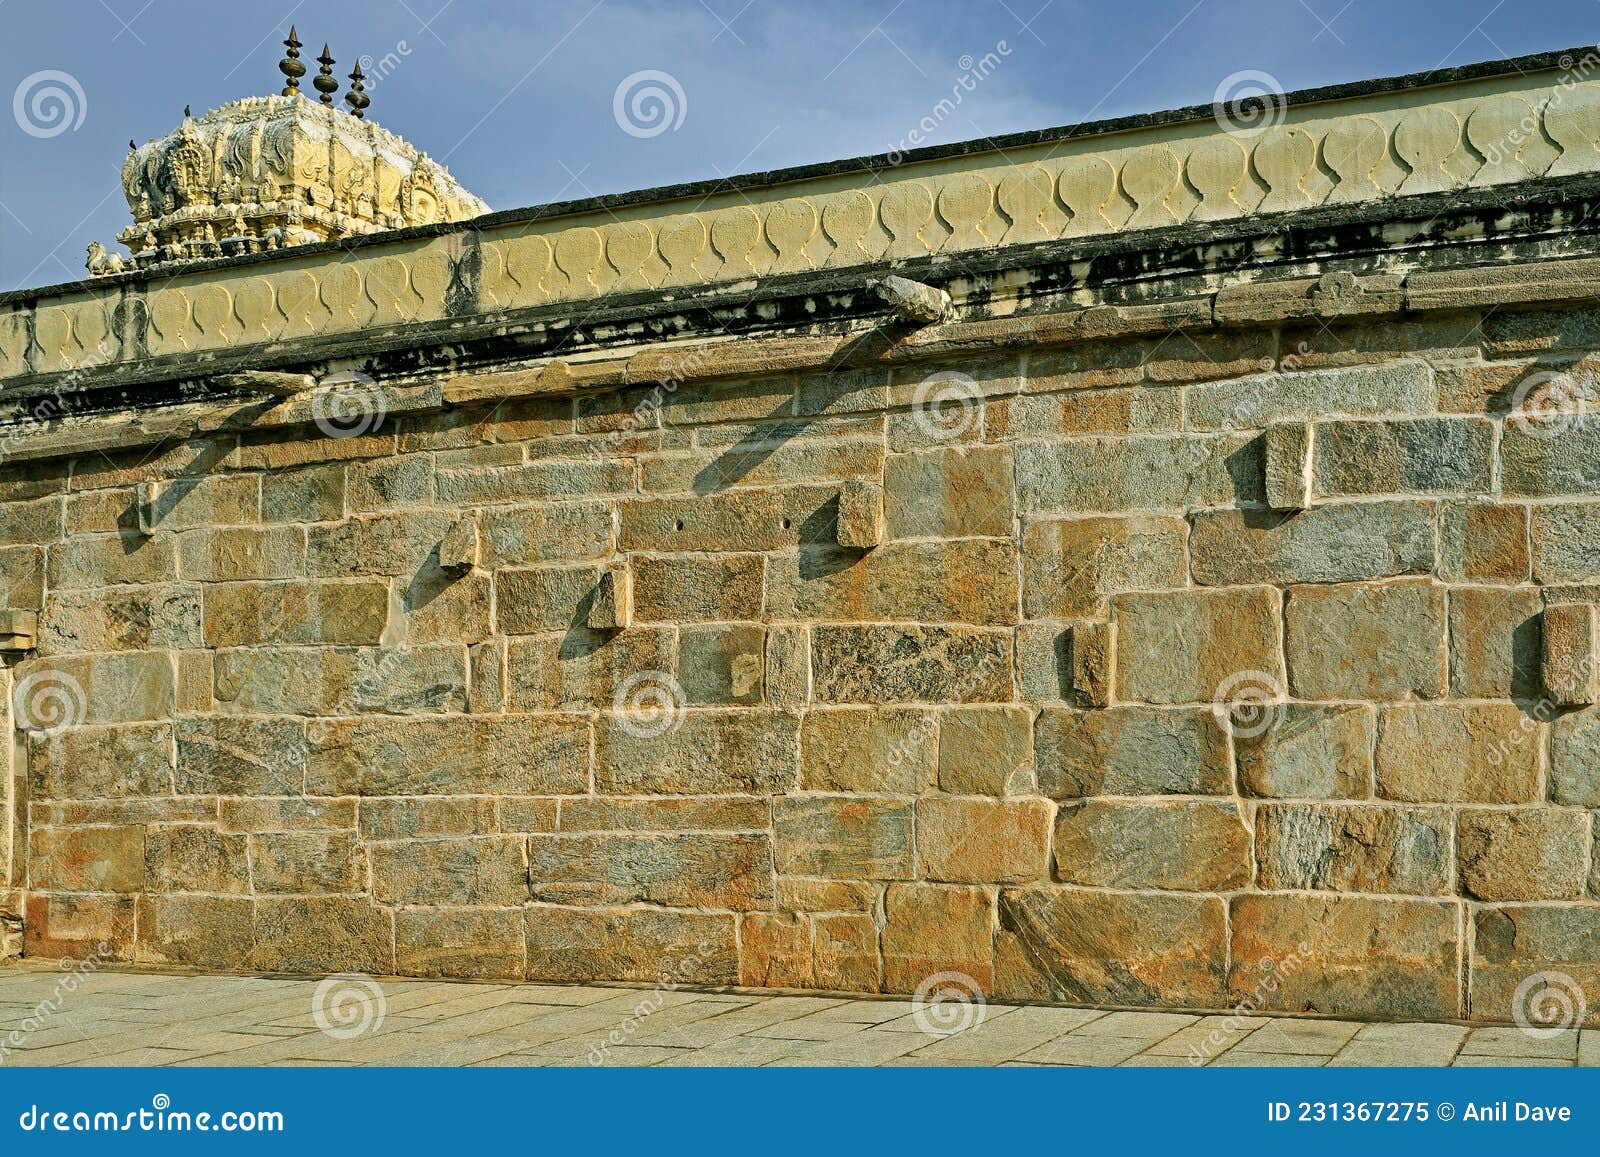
[344,61,370,118]
[278,26,305,96]
[314,44,339,105]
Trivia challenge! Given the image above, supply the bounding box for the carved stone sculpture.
[89,91,486,275]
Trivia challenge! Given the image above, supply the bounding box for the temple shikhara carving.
[7,39,1600,1029]
[92,28,485,275]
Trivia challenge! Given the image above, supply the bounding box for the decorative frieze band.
[1,65,1595,381]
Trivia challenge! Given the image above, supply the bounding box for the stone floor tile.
[264,1059,350,1067]
[168,1038,326,1066]
[484,1007,636,1035]
[873,1007,1020,1034]
[62,1046,204,1066]
[471,1053,558,1067]
[489,984,622,1007]
[1072,1011,1200,1039]
[1143,1014,1264,1060]
[1014,1035,1149,1066]
[357,1034,545,1066]
[775,1030,932,1066]
[3,1034,149,1065]
[653,1034,801,1066]
[876,1055,985,1066]
[1459,1027,1577,1060]
[703,995,852,1022]
[1208,1050,1328,1066]
[898,1013,1080,1062]
[1120,1053,1197,1066]
[226,1023,317,1037]
[577,1044,691,1066]
[794,1000,915,1024]
[1452,1054,1573,1067]
[1232,1019,1364,1055]
[604,1018,753,1051]
[1326,1045,1461,1067]
[1578,1029,1600,1066]
[0,1027,96,1053]
[412,1003,585,1039]
[997,1006,1109,1034]
[119,1029,281,1053]
[743,1019,879,1042]
[603,998,758,1038]
[1353,1022,1468,1048]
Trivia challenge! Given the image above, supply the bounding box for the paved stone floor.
[0,962,1591,1067]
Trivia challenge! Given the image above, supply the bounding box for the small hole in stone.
[781,517,793,530]
[675,518,686,531]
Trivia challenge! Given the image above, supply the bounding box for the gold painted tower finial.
[277,26,305,96]
[345,60,370,119]
[314,44,339,105]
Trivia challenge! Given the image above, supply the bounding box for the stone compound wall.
[10,46,1600,1024]
[5,283,1600,1025]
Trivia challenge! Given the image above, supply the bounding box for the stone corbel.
[871,275,951,326]
[438,517,481,574]
[1543,598,1598,706]
[0,911,21,961]
[1069,620,1114,708]
[0,610,37,653]
[587,562,632,631]
[1264,422,1313,513]
[213,370,317,398]
[836,479,884,549]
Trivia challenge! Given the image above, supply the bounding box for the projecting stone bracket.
[836,480,885,549]
[587,563,633,631]
[213,370,318,398]
[0,912,21,961]
[438,518,481,574]
[871,275,951,326]
[0,610,36,653]
[1069,620,1115,708]
[134,479,164,535]
[1543,599,1599,706]
[1263,422,1313,513]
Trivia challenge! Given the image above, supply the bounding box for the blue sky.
[1,0,1596,290]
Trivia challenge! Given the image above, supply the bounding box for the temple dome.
[94,89,487,274]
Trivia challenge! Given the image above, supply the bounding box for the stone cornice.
[3,236,1600,471]
[4,47,1600,389]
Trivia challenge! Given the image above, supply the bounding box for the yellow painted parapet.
[4,58,1598,379]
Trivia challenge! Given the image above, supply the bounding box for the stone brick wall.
[8,277,1600,1024]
